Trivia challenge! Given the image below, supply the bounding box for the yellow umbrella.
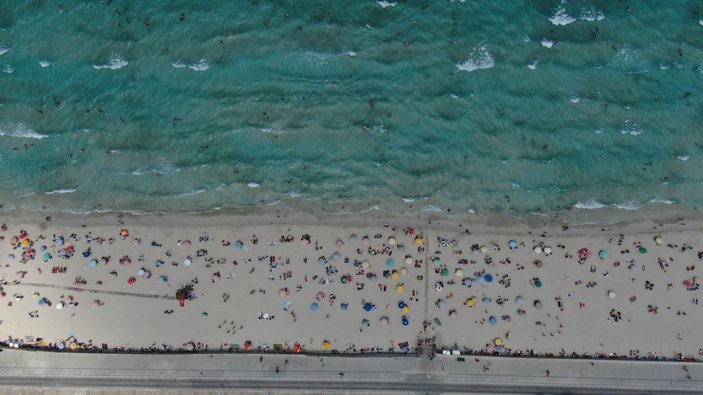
[391,271,400,279]
[69,342,77,350]
[415,237,424,245]
[400,267,408,276]
[405,257,413,265]
[466,299,475,307]
[455,268,463,277]
[388,236,396,245]
[402,305,409,313]
[322,341,331,350]
[395,285,404,293]
[494,338,503,346]
[21,238,30,247]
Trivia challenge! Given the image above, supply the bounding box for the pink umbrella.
[316,292,325,301]
[379,316,390,326]
[211,272,220,282]
[683,280,692,288]
[335,239,344,248]
[449,310,458,319]
[178,240,191,249]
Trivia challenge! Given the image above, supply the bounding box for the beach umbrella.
[395,285,404,293]
[432,257,441,265]
[186,343,194,351]
[480,246,488,254]
[608,290,615,298]
[316,292,325,300]
[509,240,518,249]
[341,303,348,311]
[362,236,370,244]
[212,272,220,282]
[318,256,327,264]
[482,296,490,304]
[544,246,552,255]
[455,268,464,277]
[534,246,542,254]
[654,235,663,246]
[401,344,410,353]
[362,318,370,326]
[158,275,167,284]
[578,248,591,258]
[363,302,374,312]
[132,239,140,247]
[183,258,192,266]
[349,233,358,241]
[380,316,389,326]
[201,312,208,319]
[402,305,410,313]
[137,269,145,277]
[533,300,543,309]
[477,276,484,284]
[330,252,341,262]
[639,246,648,254]
[6,254,14,261]
[386,258,395,267]
[488,316,497,325]
[388,236,396,245]
[155,259,163,267]
[472,249,480,256]
[465,298,475,308]
[40,245,47,251]
[311,302,319,311]
[89,259,97,267]
[38,298,46,306]
[485,274,493,283]
[494,338,503,346]
[406,228,415,237]
[322,340,331,350]
[127,277,136,285]
[57,342,65,350]
[402,317,409,326]
[599,250,608,259]
[293,344,302,353]
[362,260,370,269]
[515,295,525,305]
[398,301,406,309]
[415,236,424,245]
[441,268,449,276]
[178,240,191,249]
[42,253,51,262]
[405,257,413,265]
[437,299,447,309]
[119,229,129,238]
[21,238,30,247]
[10,235,19,246]
[56,302,63,310]
[335,239,344,248]
[400,267,408,276]
[449,310,458,319]
[534,279,542,288]
[234,240,243,249]
[496,345,504,352]
[392,271,400,279]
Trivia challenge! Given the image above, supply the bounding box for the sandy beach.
[1,210,702,360]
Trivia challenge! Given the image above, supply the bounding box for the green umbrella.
[441,268,449,276]
[534,280,542,288]
[639,246,647,254]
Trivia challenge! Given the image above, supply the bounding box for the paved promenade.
[0,348,701,394]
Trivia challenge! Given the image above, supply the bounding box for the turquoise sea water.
[0,1,702,217]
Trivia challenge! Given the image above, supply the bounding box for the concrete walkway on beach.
[0,348,701,394]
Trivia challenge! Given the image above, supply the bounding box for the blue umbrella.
[489,316,497,325]
[340,303,348,311]
[397,301,406,309]
[432,257,441,265]
[155,259,163,267]
[508,240,518,249]
[386,258,395,267]
[89,259,97,267]
[402,318,409,326]
[362,318,370,326]
[55,238,64,246]
[496,345,503,352]
[282,300,291,310]
[599,250,608,259]
[310,302,319,311]
[42,253,51,262]
[401,345,409,353]
[363,303,374,312]
[482,296,490,304]
[234,240,243,250]
[38,298,45,306]
[40,245,47,251]
[484,274,493,283]
[477,276,485,284]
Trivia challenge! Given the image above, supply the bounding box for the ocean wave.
[176,189,206,197]
[260,127,286,134]
[344,50,356,57]
[247,182,260,188]
[38,60,51,68]
[377,1,397,8]
[677,155,689,161]
[287,191,302,198]
[0,45,8,56]
[45,189,77,195]
[0,124,49,139]
[549,2,576,26]
[93,54,128,70]
[613,201,643,210]
[540,38,555,48]
[422,205,443,212]
[569,95,581,103]
[574,199,607,209]
[580,6,605,22]
[620,120,644,136]
[188,58,210,71]
[456,44,494,72]
[609,46,649,73]
[527,59,538,70]
[648,197,674,205]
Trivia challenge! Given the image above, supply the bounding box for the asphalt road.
[0,349,702,394]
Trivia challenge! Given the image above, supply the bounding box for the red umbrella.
[316,292,325,301]
[578,248,591,258]
[127,277,136,285]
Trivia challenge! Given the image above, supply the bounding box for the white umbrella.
[183,258,192,266]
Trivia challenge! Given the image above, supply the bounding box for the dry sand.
[0,211,702,359]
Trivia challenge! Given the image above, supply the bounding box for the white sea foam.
[468,208,476,214]
[93,54,128,70]
[188,58,210,71]
[38,60,51,68]
[569,95,581,103]
[422,205,443,212]
[45,189,77,195]
[450,0,466,3]
[580,6,605,22]
[402,197,415,203]
[620,121,643,136]
[699,18,703,26]
[287,191,302,198]
[344,50,356,57]
[247,182,260,188]
[609,46,649,73]
[527,59,538,70]
[1,64,14,74]
[648,197,674,205]
[176,189,206,197]
[540,38,555,48]
[523,35,531,43]
[0,124,49,139]
[456,44,494,72]
[595,128,604,134]
[374,124,387,134]
[574,198,606,209]
[377,1,397,8]
[614,201,643,210]
[171,60,186,68]
[677,155,689,161]
[260,127,286,134]
[0,45,9,56]
[549,2,576,25]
